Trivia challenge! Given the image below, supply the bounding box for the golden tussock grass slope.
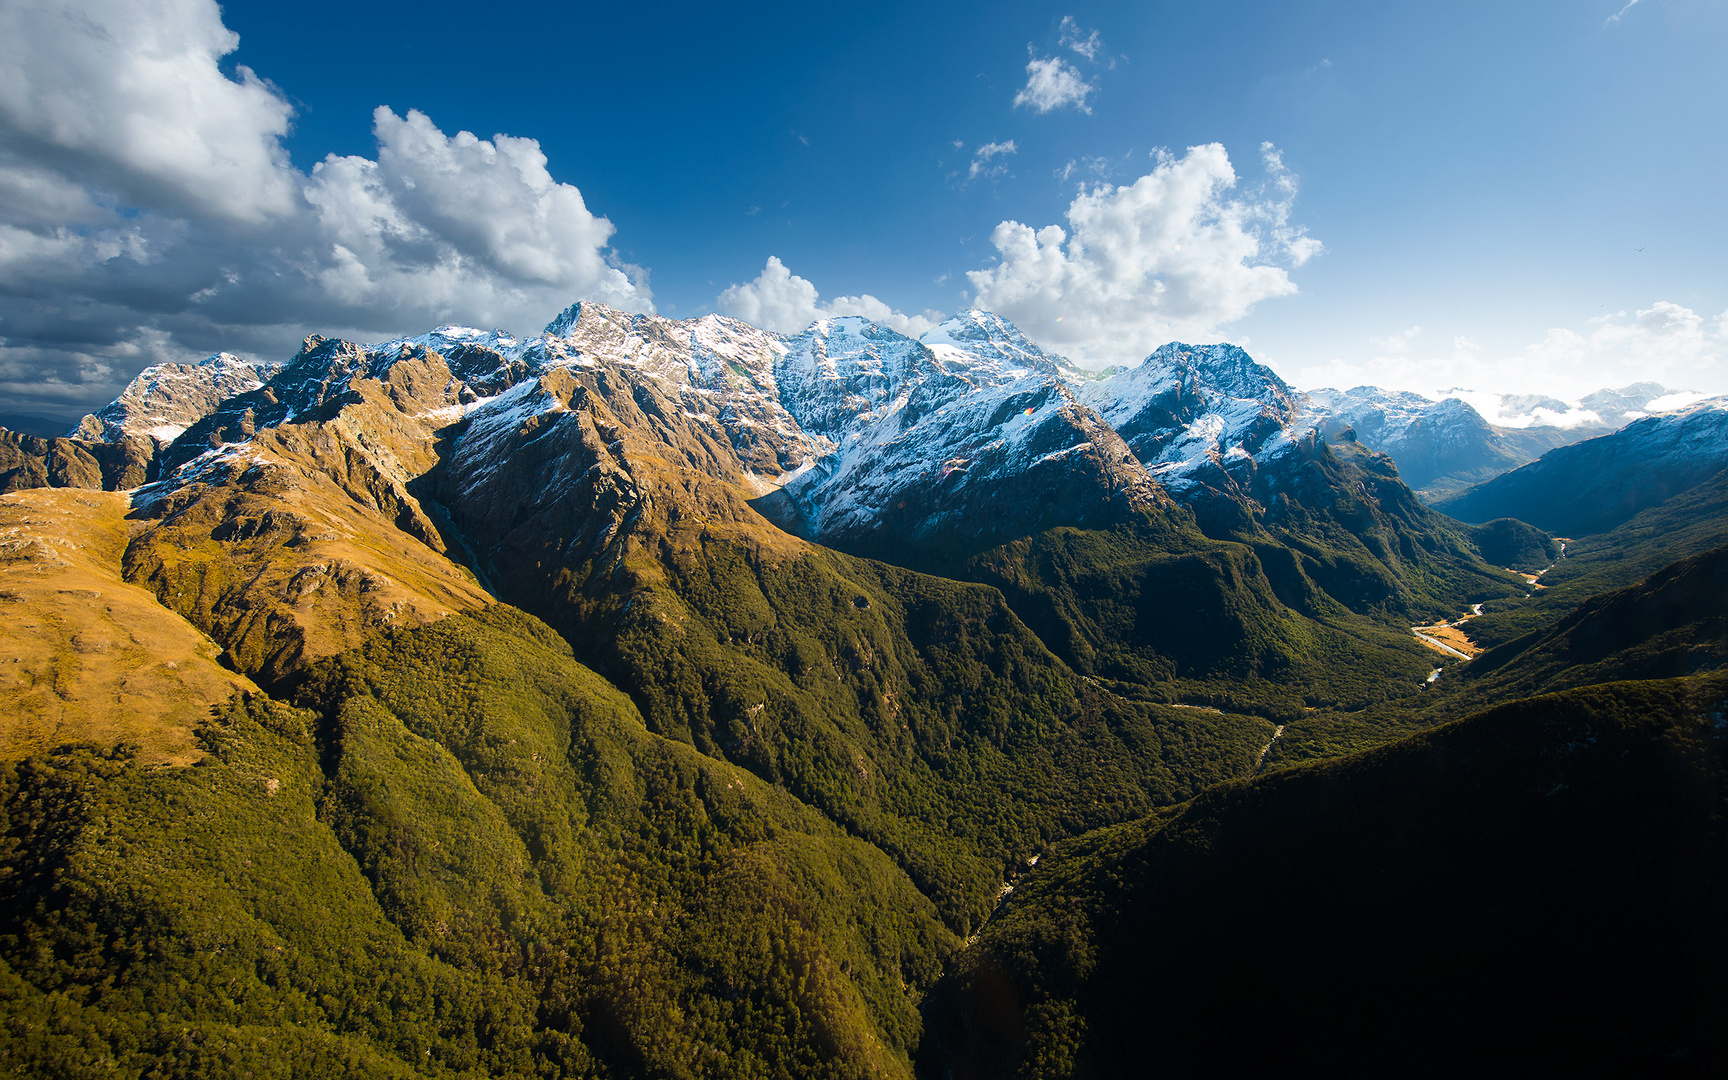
[0,488,257,765]
[123,405,498,687]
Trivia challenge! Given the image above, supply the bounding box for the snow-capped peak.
[917,309,1077,382]
[1071,340,1307,496]
[543,301,587,338]
[369,325,522,360]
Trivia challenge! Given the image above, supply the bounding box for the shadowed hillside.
[920,674,1728,1078]
[1433,400,1728,537]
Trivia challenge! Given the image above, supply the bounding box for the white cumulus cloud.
[717,257,940,337]
[302,107,647,323]
[0,0,650,422]
[0,0,298,225]
[968,143,1321,364]
[1014,55,1095,114]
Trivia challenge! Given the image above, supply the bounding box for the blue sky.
[1,0,1724,422]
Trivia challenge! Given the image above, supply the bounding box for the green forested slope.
[1,608,960,1078]
[1263,538,1728,767]
[921,673,1728,1079]
[529,536,1275,931]
[1456,542,1728,702]
[914,438,1538,720]
[956,520,1443,717]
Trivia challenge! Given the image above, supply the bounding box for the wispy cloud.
[1372,326,1423,353]
[1055,156,1116,184]
[968,140,1018,181]
[1058,16,1101,61]
[1605,0,1643,24]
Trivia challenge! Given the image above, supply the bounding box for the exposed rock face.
[428,304,1167,580]
[159,336,380,472]
[1078,344,1302,481]
[521,302,827,478]
[1073,342,1307,523]
[438,360,807,614]
[156,334,497,474]
[918,310,1124,385]
[919,310,1063,378]
[74,352,278,448]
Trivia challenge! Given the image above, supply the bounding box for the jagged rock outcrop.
[1070,340,1339,542]
[159,336,381,472]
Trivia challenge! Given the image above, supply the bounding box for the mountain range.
[1,302,1723,1077]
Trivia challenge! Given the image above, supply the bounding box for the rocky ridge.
[72,352,279,449]
[55,304,1539,636]
[0,428,152,494]
[762,315,1163,556]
